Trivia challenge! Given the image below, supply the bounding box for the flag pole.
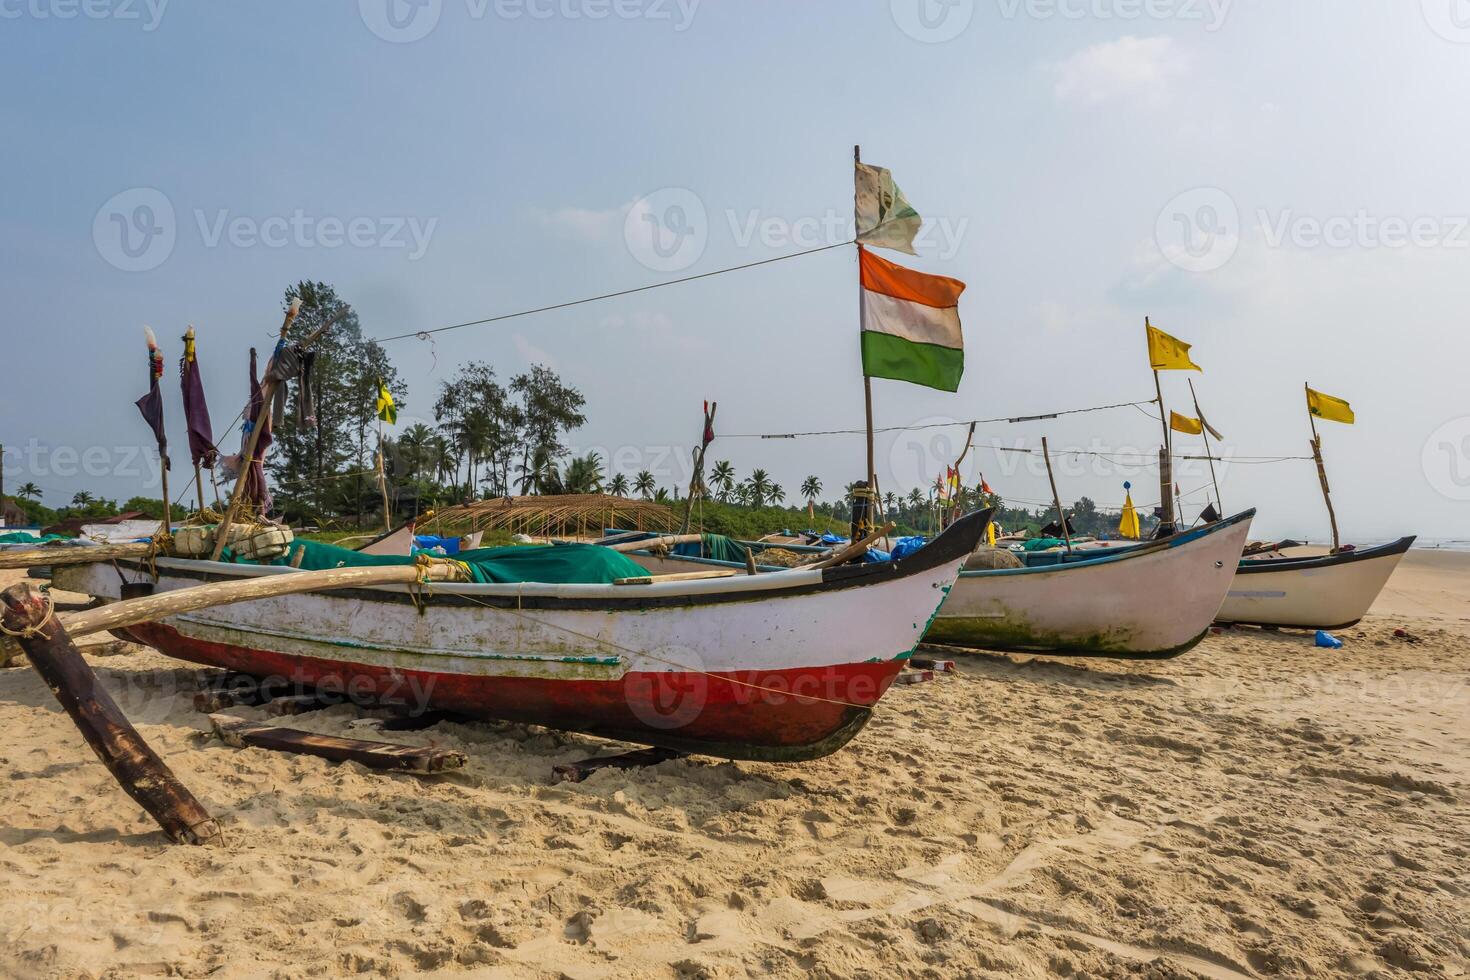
[1305,382,1341,553]
[855,144,877,535]
[1146,317,1175,536]
[183,327,208,517]
[1188,378,1222,514]
[377,417,391,532]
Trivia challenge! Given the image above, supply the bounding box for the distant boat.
[924,509,1255,659]
[1215,535,1415,630]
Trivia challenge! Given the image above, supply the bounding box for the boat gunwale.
[1232,534,1416,574]
[955,508,1255,579]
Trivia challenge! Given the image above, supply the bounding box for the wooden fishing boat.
[924,509,1255,658]
[52,509,990,762]
[1215,535,1415,630]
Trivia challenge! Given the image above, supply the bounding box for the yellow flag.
[1306,387,1354,424]
[1119,490,1141,539]
[1146,324,1202,372]
[1169,411,1204,435]
[375,380,397,425]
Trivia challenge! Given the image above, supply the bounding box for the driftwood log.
[0,582,220,845]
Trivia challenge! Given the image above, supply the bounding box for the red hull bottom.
[123,623,903,762]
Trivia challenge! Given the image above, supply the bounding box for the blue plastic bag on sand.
[1315,630,1343,649]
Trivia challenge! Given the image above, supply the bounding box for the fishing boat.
[924,509,1254,658]
[1215,535,1415,630]
[51,509,991,762]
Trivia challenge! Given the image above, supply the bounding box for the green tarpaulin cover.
[227,539,649,585]
[0,532,64,545]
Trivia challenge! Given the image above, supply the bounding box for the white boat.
[1215,535,1415,630]
[51,510,990,762]
[924,510,1255,658]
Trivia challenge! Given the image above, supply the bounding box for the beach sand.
[0,553,1466,978]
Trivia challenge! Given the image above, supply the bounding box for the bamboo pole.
[1041,436,1073,553]
[1,582,220,845]
[604,533,704,554]
[377,418,391,532]
[1146,317,1175,534]
[211,303,349,561]
[855,145,878,527]
[58,559,471,640]
[1306,382,1341,553]
[1188,378,1222,514]
[680,401,716,535]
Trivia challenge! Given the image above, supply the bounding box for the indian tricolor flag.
[859,247,966,392]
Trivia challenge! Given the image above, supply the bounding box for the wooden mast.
[1147,317,1175,535]
[1306,382,1342,553]
[679,400,716,535]
[856,144,877,535]
[184,327,208,517]
[1041,436,1073,553]
[1188,378,1222,514]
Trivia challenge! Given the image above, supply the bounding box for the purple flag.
[179,327,217,469]
[135,327,169,471]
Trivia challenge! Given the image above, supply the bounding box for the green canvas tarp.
[228,539,649,585]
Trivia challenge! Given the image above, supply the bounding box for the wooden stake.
[210,715,466,773]
[58,560,470,640]
[0,582,220,845]
[1041,436,1073,553]
[1306,382,1342,553]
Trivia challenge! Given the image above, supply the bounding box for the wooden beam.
[0,541,152,571]
[613,569,738,585]
[1,582,220,845]
[209,715,467,773]
[809,522,895,570]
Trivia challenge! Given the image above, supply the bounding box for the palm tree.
[768,483,785,506]
[16,482,41,501]
[633,470,656,498]
[397,423,435,481]
[710,460,736,502]
[608,473,630,497]
[907,487,923,513]
[652,487,671,504]
[745,469,773,509]
[561,453,604,495]
[517,444,557,494]
[884,491,897,514]
[71,490,95,508]
[800,475,822,509]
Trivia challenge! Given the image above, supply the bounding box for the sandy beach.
[1,552,1466,979]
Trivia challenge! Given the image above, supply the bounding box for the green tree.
[16,482,41,501]
[800,475,822,508]
[745,469,772,509]
[633,470,656,498]
[71,490,95,508]
[608,472,630,497]
[710,460,736,501]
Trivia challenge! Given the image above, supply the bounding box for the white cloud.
[535,203,628,243]
[512,332,557,369]
[1051,36,1188,107]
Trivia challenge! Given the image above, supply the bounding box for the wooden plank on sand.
[209,715,467,773]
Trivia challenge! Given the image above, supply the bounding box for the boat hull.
[1216,536,1415,629]
[55,510,990,761]
[925,510,1255,658]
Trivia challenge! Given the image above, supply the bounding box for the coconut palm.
[608,473,630,497]
[633,470,656,498]
[16,482,41,501]
[884,491,897,513]
[907,487,923,512]
[710,460,736,502]
[397,423,436,481]
[561,452,604,495]
[652,487,671,503]
[800,475,822,508]
[744,469,773,509]
[768,483,785,506]
[71,490,95,508]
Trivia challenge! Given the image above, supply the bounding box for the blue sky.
[3,1,1469,541]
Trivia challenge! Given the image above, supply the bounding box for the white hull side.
[928,515,1253,655]
[1217,548,1409,628]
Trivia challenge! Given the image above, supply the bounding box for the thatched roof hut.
[423,494,675,539]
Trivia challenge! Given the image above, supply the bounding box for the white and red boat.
[53,509,990,762]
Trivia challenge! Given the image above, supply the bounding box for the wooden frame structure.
[425,494,676,539]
